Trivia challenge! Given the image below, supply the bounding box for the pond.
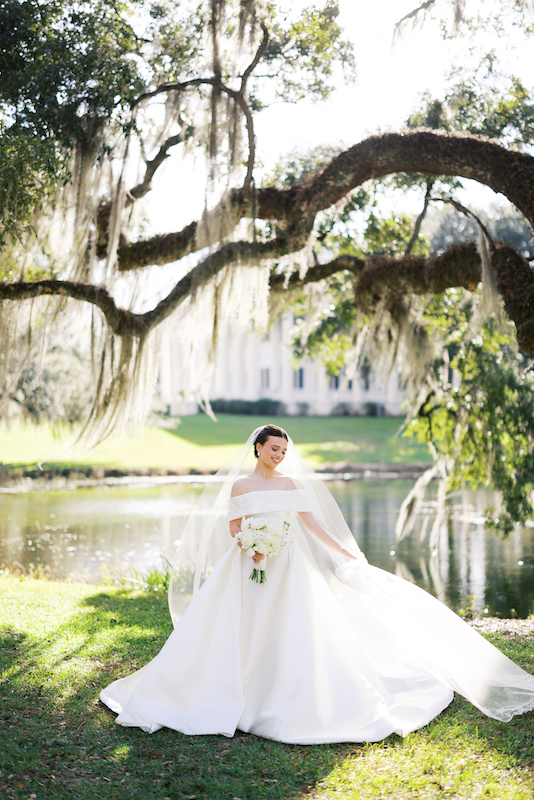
[1,479,533,618]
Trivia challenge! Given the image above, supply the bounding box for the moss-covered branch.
[113,131,534,272]
[9,242,533,348]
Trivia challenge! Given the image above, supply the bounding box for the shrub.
[209,398,287,415]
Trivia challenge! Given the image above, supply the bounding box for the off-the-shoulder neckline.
[230,488,303,499]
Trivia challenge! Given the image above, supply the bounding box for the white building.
[160,314,404,417]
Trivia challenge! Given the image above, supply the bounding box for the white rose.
[266,522,280,535]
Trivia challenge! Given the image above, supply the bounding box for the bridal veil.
[168,426,534,723]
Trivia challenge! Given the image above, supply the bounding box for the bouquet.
[236,517,293,583]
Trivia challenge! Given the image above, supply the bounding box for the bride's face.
[257,436,287,468]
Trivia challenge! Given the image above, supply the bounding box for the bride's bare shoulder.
[231,476,255,498]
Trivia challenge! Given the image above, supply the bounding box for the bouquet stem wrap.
[250,555,267,583]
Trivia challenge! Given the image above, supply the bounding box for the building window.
[329,374,340,390]
[348,379,353,390]
[360,358,371,391]
[293,367,304,389]
[260,368,270,389]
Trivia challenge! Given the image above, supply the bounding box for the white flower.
[266,522,280,535]
[235,518,293,582]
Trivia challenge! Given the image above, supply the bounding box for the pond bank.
[470,617,534,635]
[1,567,532,630]
[2,476,534,618]
[0,461,430,493]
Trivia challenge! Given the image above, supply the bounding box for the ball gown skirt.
[100,508,534,744]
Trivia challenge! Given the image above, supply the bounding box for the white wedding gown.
[100,489,534,744]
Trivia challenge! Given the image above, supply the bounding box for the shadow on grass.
[0,627,27,662]
[1,588,355,800]
[1,586,534,800]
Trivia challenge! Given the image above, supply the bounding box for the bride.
[100,424,534,743]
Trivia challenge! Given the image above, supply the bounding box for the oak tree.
[2,0,534,479]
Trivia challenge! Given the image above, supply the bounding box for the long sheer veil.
[169,425,534,724]
[168,426,367,625]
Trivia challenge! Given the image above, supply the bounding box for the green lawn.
[0,575,533,799]
[0,415,431,473]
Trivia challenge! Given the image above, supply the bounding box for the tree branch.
[301,132,534,232]
[429,196,496,250]
[130,133,183,200]
[493,245,534,353]
[354,242,483,314]
[394,0,437,38]
[132,60,261,191]
[96,133,184,257]
[241,22,269,89]
[115,185,298,270]
[269,254,365,291]
[6,243,534,353]
[114,131,534,271]
[116,221,200,270]
[231,88,255,190]
[405,178,434,256]
[0,280,135,337]
[1,236,299,338]
[238,22,269,190]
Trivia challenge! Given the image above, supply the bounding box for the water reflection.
[0,486,202,579]
[1,481,533,617]
[326,483,534,618]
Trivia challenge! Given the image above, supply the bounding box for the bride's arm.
[298,512,357,560]
[229,517,263,564]
[229,516,246,551]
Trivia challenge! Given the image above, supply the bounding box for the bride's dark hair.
[253,424,288,458]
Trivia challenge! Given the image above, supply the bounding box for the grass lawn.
[0,415,431,473]
[1,575,533,800]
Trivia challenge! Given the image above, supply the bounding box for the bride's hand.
[251,550,264,564]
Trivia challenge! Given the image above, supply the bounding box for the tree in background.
[279,59,534,539]
[3,0,534,536]
[0,0,358,437]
